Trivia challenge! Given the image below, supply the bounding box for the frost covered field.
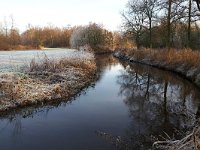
[0,49,96,111]
[0,49,93,72]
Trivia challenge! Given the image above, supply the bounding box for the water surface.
[0,55,200,150]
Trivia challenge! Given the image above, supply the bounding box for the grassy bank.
[114,48,200,88]
[0,51,96,112]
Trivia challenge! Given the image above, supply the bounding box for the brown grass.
[0,53,97,111]
[122,48,200,68]
[29,54,96,73]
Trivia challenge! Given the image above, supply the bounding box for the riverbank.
[114,48,200,88]
[114,48,200,149]
[0,53,200,149]
[0,51,96,112]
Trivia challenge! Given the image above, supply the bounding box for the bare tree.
[167,0,172,51]
[70,23,111,52]
[3,17,8,38]
[122,0,148,49]
[188,0,192,47]
[141,0,160,48]
[9,15,20,47]
[194,0,200,11]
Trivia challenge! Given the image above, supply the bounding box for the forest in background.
[0,17,134,52]
[0,0,200,52]
[122,0,200,50]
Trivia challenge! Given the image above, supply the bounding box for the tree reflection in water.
[0,56,200,150]
[117,62,200,149]
[0,55,119,141]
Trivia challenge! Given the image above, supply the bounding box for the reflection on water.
[117,62,200,149]
[0,55,200,150]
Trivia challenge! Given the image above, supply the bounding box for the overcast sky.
[0,0,128,31]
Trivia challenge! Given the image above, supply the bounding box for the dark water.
[0,55,200,150]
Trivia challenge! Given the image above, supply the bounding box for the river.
[0,54,200,150]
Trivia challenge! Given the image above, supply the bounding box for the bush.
[70,23,113,53]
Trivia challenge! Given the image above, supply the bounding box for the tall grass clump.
[29,54,96,73]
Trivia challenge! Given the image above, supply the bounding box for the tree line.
[0,20,74,50]
[122,0,200,50]
[0,18,134,52]
[70,23,134,53]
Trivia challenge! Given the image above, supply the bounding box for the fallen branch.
[153,126,200,149]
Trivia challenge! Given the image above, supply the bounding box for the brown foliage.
[0,53,97,111]
[124,48,200,68]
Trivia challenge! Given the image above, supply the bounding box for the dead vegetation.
[0,52,96,112]
[29,54,96,73]
[116,48,200,67]
[114,48,200,87]
[153,125,200,150]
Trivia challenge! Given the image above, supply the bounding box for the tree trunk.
[194,0,200,11]
[188,0,192,48]
[136,31,140,49]
[163,81,168,123]
[145,74,150,99]
[149,17,152,49]
[167,0,172,51]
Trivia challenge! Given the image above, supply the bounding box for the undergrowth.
[121,48,200,68]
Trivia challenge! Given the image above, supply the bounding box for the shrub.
[70,23,113,53]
